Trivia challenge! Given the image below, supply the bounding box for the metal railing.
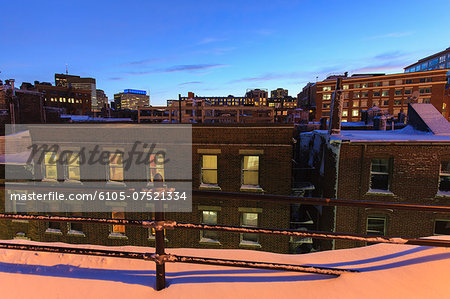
[0,191,449,290]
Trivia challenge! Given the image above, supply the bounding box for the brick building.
[299,103,450,250]
[314,70,450,121]
[21,81,91,115]
[0,124,300,253]
[0,81,45,129]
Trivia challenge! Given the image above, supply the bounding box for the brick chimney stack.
[328,77,344,135]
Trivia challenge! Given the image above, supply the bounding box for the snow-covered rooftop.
[0,238,448,298]
[408,103,450,135]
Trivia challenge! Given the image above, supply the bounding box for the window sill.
[436,191,450,198]
[64,180,83,185]
[108,233,128,240]
[199,184,222,191]
[12,220,29,224]
[366,189,394,196]
[67,230,85,237]
[239,241,262,248]
[45,228,63,235]
[240,185,264,193]
[106,181,127,187]
[199,238,221,245]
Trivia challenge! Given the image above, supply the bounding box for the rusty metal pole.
[153,174,166,291]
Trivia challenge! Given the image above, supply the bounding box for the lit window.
[242,156,259,186]
[63,152,80,181]
[370,159,390,191]
[354,84,361,88]
[43,152,58,180]
[241,212,259,244]
[148,154,165,182]
[200,210,219,242]
[382,90,389,97]
[343,85,349,90]
[354,92,361,98]
[201,155,218,185]
[367,216,387,236]
[323,94,331,100]
[434,219,450,235]
[111,210,126,235]
[323,86,332,91]
[342,110,348,117]
[353,101,359,107]
[352,109,359,117]
[108,152,124,182]
[361,83,368,88]
[439,161,450,193]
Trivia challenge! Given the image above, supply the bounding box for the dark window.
[439,161,450,192]
[367,216,387,236]
[370,159,390,191]
[434,220,450,235]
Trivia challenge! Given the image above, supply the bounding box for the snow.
[309,126,450,143]
[0,237,449,298]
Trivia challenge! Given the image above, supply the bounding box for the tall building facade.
[21,81,91,115]
[245,89,268,106]
[271,88,288,98]
[404,47,450,73]
[114,89,149,110]
[96,89,108,110]
[55,74,97,112]
[315,70,450,121]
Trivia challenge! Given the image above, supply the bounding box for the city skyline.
[1,0,449,105]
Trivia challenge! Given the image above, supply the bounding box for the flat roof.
[312,126,450,143]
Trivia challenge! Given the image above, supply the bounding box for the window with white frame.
[201,155,218,185]
[200,210,219,243]
[63,151,80,181]
[108,152,124,182]
[370,159,391,191]
[367,216,387,236]
[148,153,165,182]
[43,151,58,180]
[242,156,259,186]
[439,161,450,194]
[241,212,259,245]
[322,86,332,91]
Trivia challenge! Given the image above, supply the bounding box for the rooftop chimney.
[328,78,344,135]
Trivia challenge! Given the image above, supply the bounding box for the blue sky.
[1,0,449,105]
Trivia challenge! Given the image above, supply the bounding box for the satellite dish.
[407,91,420,103]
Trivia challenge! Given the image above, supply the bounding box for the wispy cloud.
[255,29,275,36]
[373,51,407,61]
[229,71,307,83]
[364,31,413,40]
[351,62,406,73]
[178,81,202,86]
[160,64,229,73]
[108,77,124,81]
[197,37,226,45]
[196,47,237,55]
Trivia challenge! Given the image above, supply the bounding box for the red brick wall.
[335,143,450,249]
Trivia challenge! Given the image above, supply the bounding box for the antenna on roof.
[65,64,68,75]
